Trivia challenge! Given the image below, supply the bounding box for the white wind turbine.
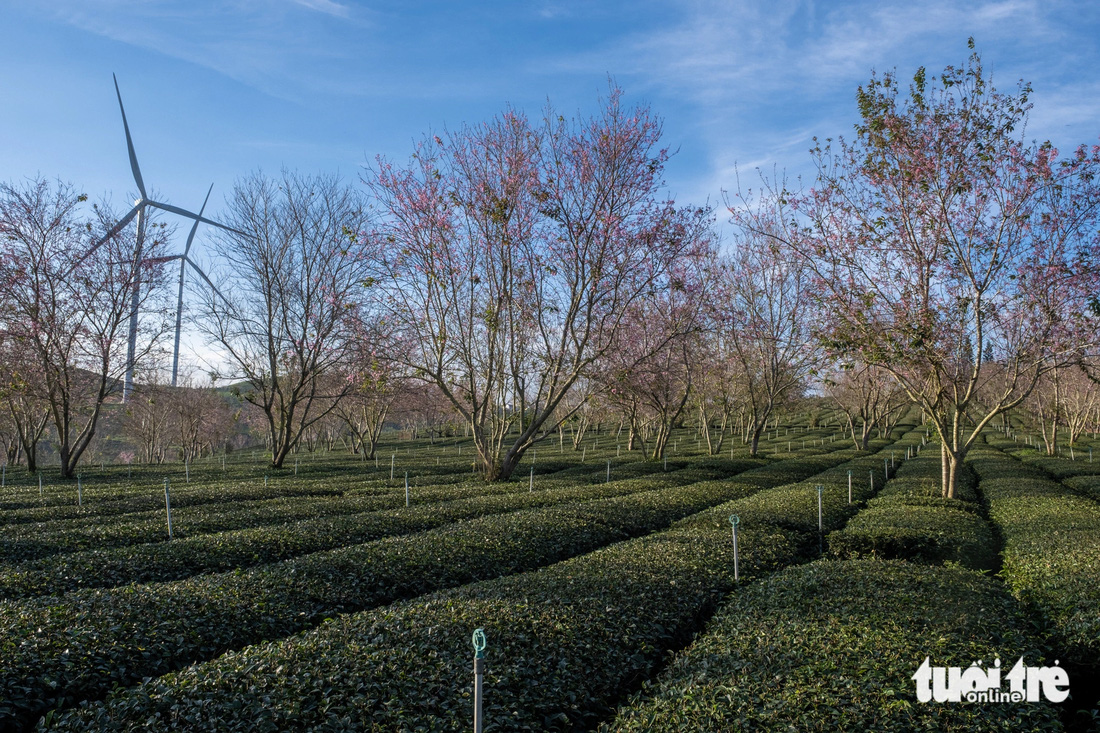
[83,74,243,399]
[143,184,236,388]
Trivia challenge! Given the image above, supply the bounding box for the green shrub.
[969,441,1100,723]
[603,559,1061,732]
[40,434,912,730]
[0,474,773,730]
[827,454,996,570]
[0,472,693,599]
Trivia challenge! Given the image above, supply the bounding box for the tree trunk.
[748,426,762,458]
[650,423,671,461]
[940,442,962,499]
[860,421,872,451]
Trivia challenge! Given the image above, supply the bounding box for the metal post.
[729,515,740,581]
[391,454,395,481]
[529,466,533,492]
[606,459,610,483]
[405,472,410,507]
[847,470,852,504]
[581,447,586,464]
[817,484,824,554]
[817,485,823,532]
[39,472,42,497]
[164,478,173,539]
[869,470,874,492]
[185,458,190,482]
[472,629,487,733]
[78,474,83,506]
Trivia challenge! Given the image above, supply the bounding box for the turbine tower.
[144,184,233,387]
[84,74,243,399]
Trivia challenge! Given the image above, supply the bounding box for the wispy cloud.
[535,0,1096,211]
[292,0,351,19]
[40,1,372,102]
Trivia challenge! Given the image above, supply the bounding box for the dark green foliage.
[827,452,998,570]
[969,443,1100,666]
[37,432,912,731]
[0,475,765,729]
[0,473,692,599]
[603,559,1062,732]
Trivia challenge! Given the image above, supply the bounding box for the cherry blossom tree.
[1025,363,1100,454]
[710,229,816,457]
[599,267,709,460]
[690,335,744,456]
[823,361,908,450]
[123,378,174,464]
[332,316,413,459]
[365,85,713,480]
[0,177,171,478]
[171,375,236,461]
[0,335,51,471]
[737,45,1100,496]
[1060,364,1100,446]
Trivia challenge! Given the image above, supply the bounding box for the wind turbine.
[84,74,244,400]
[144,184,234,387]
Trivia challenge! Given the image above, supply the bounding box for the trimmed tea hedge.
[0,458,649,541]
[968,438,1100,725]
[988,435,1100,503]
[0,478,346,517]
[602,559,1061,732]
[0,469,713,600]
[0,473,770,730]
[40,430,912,731]
[0,487,475,563]
[827,451,998,571]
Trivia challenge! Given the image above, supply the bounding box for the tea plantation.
[1,420,1098,731]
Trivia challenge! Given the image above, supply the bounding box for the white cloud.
[292,0,351,18]
[536,0,1094,212]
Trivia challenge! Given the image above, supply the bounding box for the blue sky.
[2,0,1098,375]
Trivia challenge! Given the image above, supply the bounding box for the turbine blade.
[113,74,147,201]
[76,204,142,266]
[143,254,184,266]
[149,200,248,238]
[183,184,214,256]
[185,255,232,308]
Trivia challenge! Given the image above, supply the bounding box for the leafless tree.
[199,170,374,469]
[712,232,816,457]
[824,362,909,450]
